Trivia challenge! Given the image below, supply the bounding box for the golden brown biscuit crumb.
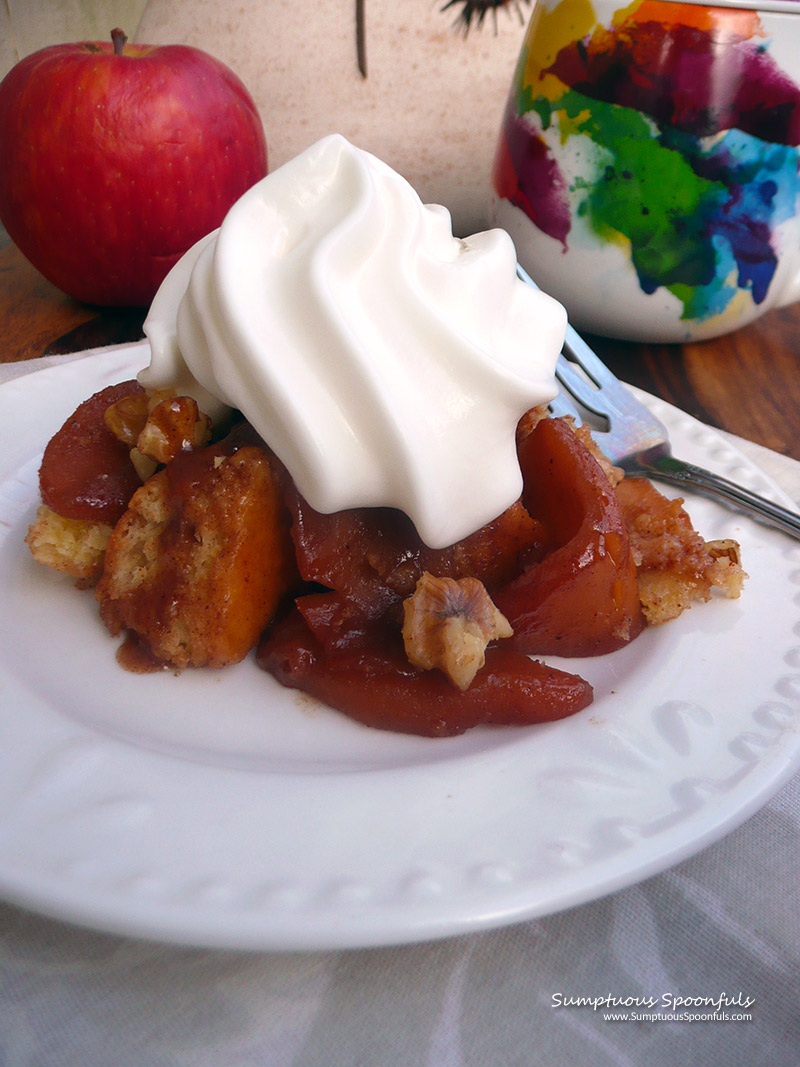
[26,505,112,586]
[95,442,297,669]
[616,478,746,625]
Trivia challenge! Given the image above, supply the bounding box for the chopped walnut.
[706,538,742,566]
[402,572,513,691]
[706,538,747,599]
[136,395,212,465]
[105,391,212,475]
[128,447,158,484]
[104,392,150,446]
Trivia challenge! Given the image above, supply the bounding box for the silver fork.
[517,266,800,540]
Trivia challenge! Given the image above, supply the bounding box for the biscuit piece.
[616,477,746,624]
[26,505,112,586]
[96,443,297,668]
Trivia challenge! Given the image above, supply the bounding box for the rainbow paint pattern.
[494,0,800,323]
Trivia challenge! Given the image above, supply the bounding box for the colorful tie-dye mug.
[490,0,800,341]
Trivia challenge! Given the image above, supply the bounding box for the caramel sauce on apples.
[116,631,170,674]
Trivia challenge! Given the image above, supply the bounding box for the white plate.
[1,346,799,952]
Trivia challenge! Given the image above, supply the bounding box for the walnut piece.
[402,572,513,691]
[105,390,212,473]
[705,538,746,599]
[103,392,150,446]
[136,395,212,465]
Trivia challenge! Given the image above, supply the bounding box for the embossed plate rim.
[0,346,798,951]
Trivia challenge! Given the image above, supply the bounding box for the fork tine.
[548,390,579,420]
[555,355,608,418]
[517,262,666,432]
[561,340,657,430]
[517,264,800,538]
[559,315,622,390]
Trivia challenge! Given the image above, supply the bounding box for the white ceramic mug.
[491,0,800,342]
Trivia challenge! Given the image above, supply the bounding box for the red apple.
[0,29,267,307]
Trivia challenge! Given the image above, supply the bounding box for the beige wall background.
[1,0,148,80]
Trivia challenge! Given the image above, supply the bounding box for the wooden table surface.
[2,238,799,462]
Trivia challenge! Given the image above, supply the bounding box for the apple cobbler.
[26,379,745,736]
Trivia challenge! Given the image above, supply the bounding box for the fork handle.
[626,453,800,540]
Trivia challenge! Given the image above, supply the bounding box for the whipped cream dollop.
[141,135,566,549]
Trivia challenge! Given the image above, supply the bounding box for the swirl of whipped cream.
[141,134,566,549]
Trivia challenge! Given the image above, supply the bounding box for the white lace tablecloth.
[1,351,799,1067]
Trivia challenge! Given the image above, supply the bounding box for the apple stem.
[111,28,127,55]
